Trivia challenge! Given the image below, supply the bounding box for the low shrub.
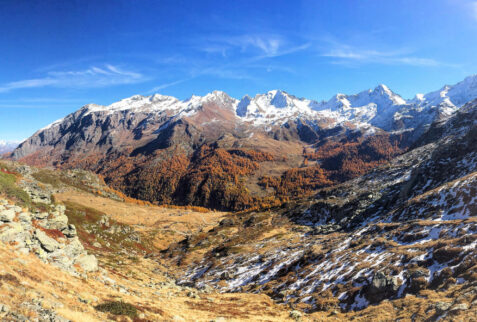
[0,170,31,207]
[94,301,138,318]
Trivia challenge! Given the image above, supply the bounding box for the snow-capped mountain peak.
[236,95,252,117]
[0,140,20,154]
[270,90,288,108]
[35,74,477,135]
[372,83,390,94]
[419,74,477,110]
[202,90,237,105]
[235,90,318,125]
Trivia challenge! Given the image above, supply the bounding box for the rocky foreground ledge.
[0,198,98,275]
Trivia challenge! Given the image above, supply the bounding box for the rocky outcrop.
[364,271,401,303]
[0,198,98,275]
[0,208,15,222]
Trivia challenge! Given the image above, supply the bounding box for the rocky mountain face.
[167,100,477,317]
[10,75,477,211]
[0,100,475,320]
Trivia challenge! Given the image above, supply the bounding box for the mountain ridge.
[9,75,477,211]
[30,74,477,136]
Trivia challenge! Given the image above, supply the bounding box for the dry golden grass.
[0,241,298,321]
[55,190,226,250]
[1,168,474,321]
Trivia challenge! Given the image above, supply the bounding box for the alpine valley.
[0,75,476,321]
[10,75,477,211]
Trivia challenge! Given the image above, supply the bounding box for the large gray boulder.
[0,209,15,222]
[365,271,401,303]
[63,237,84,257]
[74,254,98,272]
[48,214,69,230]
[0,222,24,242]
[62,224,77,238]
[34,229,59,252]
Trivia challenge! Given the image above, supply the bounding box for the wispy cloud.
[177,34,311,82]
[472,1,477,21]
[147,78,192,93]
[0,97,88,109]
[322,44,454,67]
[147,68,253,94]
[196,34,310,59]
[196,67,253,80]
[0,65,147,93]
[237,35,282,56]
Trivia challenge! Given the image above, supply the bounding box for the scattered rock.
[0,209,15,222]
[35,212,49,220]
[219,218,234,227]
[0,222,24,243]
[365,272,401,303]
[74,254,98,272]
[62,224,77,238]
[289,310,302,320]
[0,303,10,314]
[34,229,59,252]
[434,301,452,314]
[220,271,232,280]
[211,317,226,322]
[48,214,69,230]
[450,303,469,312]
[98,215,110,227]
[243,216,255,228]
[187,290,200,299]
[18,212,31,223]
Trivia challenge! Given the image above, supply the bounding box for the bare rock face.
[34,229,59,252]
[74,254,98,272]
[364,271,401,303]
[174,102,477,313]
[47,214,69,230]
[0,208,15,222]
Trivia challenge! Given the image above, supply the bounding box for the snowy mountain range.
[0,140,20,154]
[233,74,477,131]
[37,74,477,136]
[9,74,477,210]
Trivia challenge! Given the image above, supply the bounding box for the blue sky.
[1,0,477,141]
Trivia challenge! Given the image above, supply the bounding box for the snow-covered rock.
[0,140,20,154]
[35,75,477,134]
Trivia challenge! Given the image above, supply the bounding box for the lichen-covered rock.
[34,229,59,252]
[74,254,98,272]
[62,224,77,238]
[0,222,24,242]
[0,209,15,222]
[48,214,69,230]
[18,212,31,223]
